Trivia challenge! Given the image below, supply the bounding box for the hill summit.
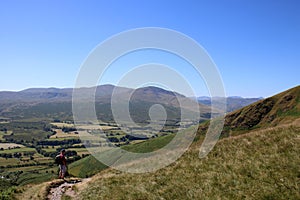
[222,85,300,135]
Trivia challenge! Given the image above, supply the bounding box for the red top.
[60,153,67,165]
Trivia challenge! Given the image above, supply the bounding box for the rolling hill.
[66,85,300,176]
[20,85,298,200]
[72,85,300,199]
[223,85,300,134]
[196,85,300,138]
[74,124,299,200]
[11,85,300,199]
[0,85,213,122]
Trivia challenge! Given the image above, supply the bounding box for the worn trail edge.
[47,178,91,200]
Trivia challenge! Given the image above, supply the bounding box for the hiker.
[57,149,67,179]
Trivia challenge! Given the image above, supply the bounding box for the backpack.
[55,154,62,165]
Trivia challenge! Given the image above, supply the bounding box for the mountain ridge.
[0,85,213,122]
[195,96,263,112]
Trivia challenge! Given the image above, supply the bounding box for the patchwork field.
[0,143,24,149]
[0,131,12,141]
[0,147,35,153]
[50,122,74,128]
[49,129,79,139]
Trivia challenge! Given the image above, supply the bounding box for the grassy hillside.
[72,85,300,199]
[229,85,299,126]
[68,134,175,178]
[69,86,300,179]
[78,124,300,199]
[199,85,300,137]
[15,85,300,199]
[68,155,107,178]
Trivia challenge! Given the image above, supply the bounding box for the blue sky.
[0,0,299,97]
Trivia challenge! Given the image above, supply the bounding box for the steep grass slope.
[78,124,300,199]
[197,85,300,137]
[225,85,300,130]
[74,86,300,199]
[69,86,300,179]
[68,134,175,178]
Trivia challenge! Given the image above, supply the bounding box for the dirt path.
[47,178,91,200]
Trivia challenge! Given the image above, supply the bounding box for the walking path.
[47,178,91,200]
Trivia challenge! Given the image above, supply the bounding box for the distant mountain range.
[0,85,215,122]
[195,96,263,112]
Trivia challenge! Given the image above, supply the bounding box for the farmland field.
[0,147,36,153]
[50,122,74,128]
[0,143,24,149]
[0,118,182,198]
[77,124,119,130]
[0,157,26,167]
[0,131,12,141]
[49,129,79,139]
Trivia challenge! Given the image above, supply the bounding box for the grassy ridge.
[68,155,107,178]
[122,134,174,153]
[68,134,175,178]
[198,85,300,138]
[79,125,300,199]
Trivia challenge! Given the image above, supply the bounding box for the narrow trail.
[47,178,91,200]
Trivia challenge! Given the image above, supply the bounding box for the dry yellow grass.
[50,129,79,139]
[77,122,300,200]
[17,179,65,200]
[51,122,75,128]
[0,143,24,149]
[77,125,117,130]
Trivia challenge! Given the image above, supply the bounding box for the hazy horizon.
[0,83,290,99]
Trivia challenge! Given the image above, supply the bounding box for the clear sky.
[0,0,299,97]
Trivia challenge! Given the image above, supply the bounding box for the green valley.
[10,85,300,200]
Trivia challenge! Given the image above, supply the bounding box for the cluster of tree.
[0,128,7,133]
[125,134,149,141]
[0,162,49,169]
[35,147,57,158]
[62,127,77,133]
[0,146,20,151]
[66,155,81,163]
[0,153,13,158]
[43,123,52,132]
[108,137,120,143]
[3,132,53,146]
[0,152,34,159]
[37,139,81,146]
[107,134,149,143]
[36,147,75,158]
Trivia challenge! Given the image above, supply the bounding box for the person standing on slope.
[58,149,67,179]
